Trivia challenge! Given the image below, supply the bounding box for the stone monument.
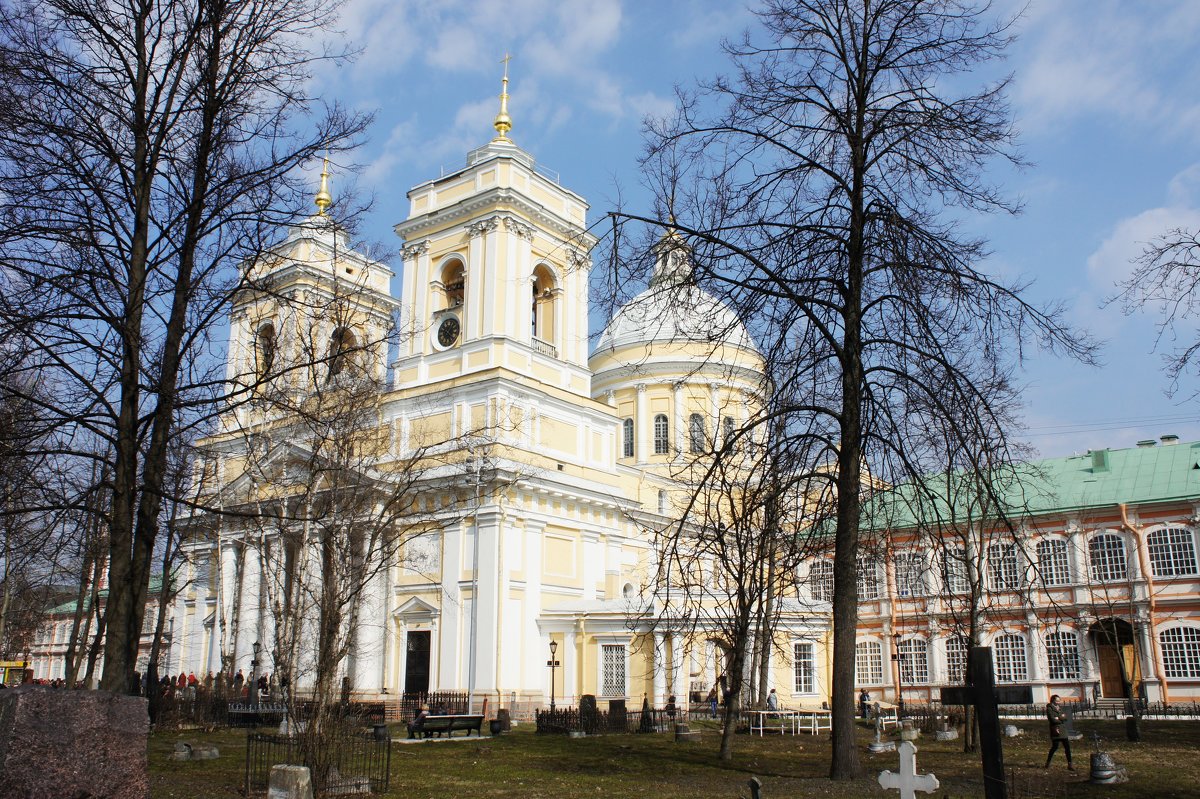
[0,686,149,799]
[868,713,896,753]
[878,741,940,799]
[268,764,313,799]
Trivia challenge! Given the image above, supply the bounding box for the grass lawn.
[149,717,1200,798]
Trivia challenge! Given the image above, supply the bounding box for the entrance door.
[404,631,431,694]
[1097,645,1128,698]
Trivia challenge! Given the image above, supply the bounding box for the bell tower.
[392,65,596,397]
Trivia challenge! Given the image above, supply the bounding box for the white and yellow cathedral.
[168,78,833,711]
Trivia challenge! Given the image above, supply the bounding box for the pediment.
[393,596,439,620]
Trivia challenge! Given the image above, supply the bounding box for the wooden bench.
[407,714,485,739]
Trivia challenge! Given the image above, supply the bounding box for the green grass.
[149,717,1200,798]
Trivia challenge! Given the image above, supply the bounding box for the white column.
[439,522,462,688]
[652,632,667,706]
[635,384,648,464]
[564,629,578,705]
[525,520,545,695]
[671,634,685,703]
[397,624,408,694]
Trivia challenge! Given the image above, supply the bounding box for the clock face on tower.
[436,315,460,348]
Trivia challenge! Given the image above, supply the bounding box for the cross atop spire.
[493,52,513,141]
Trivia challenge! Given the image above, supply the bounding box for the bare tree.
[622,0,1096,778]
[1114,228,1200,397]
[0,0,369,691]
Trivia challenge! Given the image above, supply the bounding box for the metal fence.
[387,690,471,722]
[244,726,391,796]
[535,707,682,734]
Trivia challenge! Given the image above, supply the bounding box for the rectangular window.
[897,639,929,684]
[793,642,815,693]
[857,559,881,600]
[945,636,969,684]
[943,547,969,594]
[601,644,626,697]
[895,552,927,598]
[1148,527,1199,577]
[622,419,634,458]
[653,414,669,455]
[1045,631,1081,680]
[987,543,1021,591]
[1036,539,1071,586]
[855,641,883,685]
[994,634,1028,683]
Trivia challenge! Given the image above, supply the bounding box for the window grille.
[622,418,634,458]
[1036,539,1071,586]
[857,559,881,600]
[987,543,1021,591]
[993,634,1027,683]
[895,552,927,597]
[601,644,626,696]
[855,640,883,685]
[1160,627,1200,679]
[1089,533,1128,582]
[945,636,969,684]
[1045,630,1081,680]
[897,639,929,684]
[793,642,815,693]
[943,547,969,594]
[688,413,706,453]
[809,560,835,603]
[653,414,669,455]
[1148,527,1198,577]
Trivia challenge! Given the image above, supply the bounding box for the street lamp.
[250,641,261,714]
[547,640,560,712]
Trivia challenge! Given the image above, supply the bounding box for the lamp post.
[547,640,560,712]
[892,644,905,717]
[250,641,261,723]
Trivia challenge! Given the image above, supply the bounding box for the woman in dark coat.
[1044,694,1074,771]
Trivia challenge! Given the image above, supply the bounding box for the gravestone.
[1063,708,1082,741]
[878,741,940,799]
[1003,724,1023,738]
[171,740,221,760]
[0,686,149,799]
[1089,733,1128,785]
[898,720,920,741]
[579,694,601,734]
[268,764,313,799]
[868,713,896,753]
[934,726,959,741]
[608,698,627,732]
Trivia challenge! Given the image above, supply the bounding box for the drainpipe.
[1119,503,1166,702]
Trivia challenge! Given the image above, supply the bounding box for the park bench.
[407,713,485,739]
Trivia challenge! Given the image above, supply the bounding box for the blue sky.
[314,0,1200,459]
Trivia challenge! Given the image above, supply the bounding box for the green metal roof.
[865,440,1200,530]
[47,574,168,616]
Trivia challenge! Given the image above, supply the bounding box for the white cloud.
[1014,1,1200,136]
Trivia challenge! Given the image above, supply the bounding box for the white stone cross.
[878,741,940,799]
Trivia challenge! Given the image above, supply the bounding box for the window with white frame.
[895,552,927,597]
[622,418,634,458]
[856,640,884,685]
[857,558,881,600]
[793,641,815,693]
[987,543,1021,591]
[942,546,969,594]
[945,636,969,684]
[1036,538,1071,587]
[1159,627,1200,678]
[654,414,669,455]
[1045,630,1081,680]
[601,644,627,696]
[722,416,735,449]
[657,490,669,515]
[1147,527,1198,577]
[809,560,835,603]
[688,413,706,453]
[1089,533,1128,582]
[993,633,1028,683]
[897,638,929,684]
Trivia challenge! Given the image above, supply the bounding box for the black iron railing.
[244,725,390,796]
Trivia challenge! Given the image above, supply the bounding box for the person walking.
[1044,694,1074,771]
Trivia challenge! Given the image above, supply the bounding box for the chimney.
[1091,448,1110,472]
[1137,439,1156,448]
[1161,434,1180,446]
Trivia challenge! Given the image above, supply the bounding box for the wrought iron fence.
[388,691,471,722]
[535,707,684,734]
[244,725,390,796]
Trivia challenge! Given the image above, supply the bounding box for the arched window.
[688,413,706,453]
[1159,626,1200,678]
[657,489,669,515]
[622,418,634,458]
[945,636,969,684]
[1089,533,1128,582]
[993,633,1027,683]
[987,543,1021,591]
[808,560,834,603]
[1036,538,1071,586]
[855,640,883,685]
[1147,526,1198,577]
[440,259,465,309]
[254,322,276,381]
[897,638,929,684]
[1045,630,1081,680]
[531,264,557,344]
[326,326,358,382]
[722,416,735,448]
[653,414,669,454]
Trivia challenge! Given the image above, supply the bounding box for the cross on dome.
[493,52,513,141]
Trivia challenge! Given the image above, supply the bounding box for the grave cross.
[877,741,940,799]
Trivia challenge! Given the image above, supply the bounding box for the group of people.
[126,668,278,702]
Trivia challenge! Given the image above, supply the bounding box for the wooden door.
[404,631,431,694]
[1098,645,1128,698]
